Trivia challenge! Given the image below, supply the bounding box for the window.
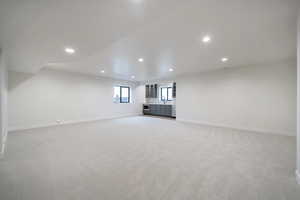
[161,87,172,101]
[167,87,173,101]
[113,86,130,103]
[113,86,120,103]
[120,86,130,103]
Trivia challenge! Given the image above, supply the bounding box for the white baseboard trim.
[176,118,295,136]
[296,170,300,185]
[8,114,141,133]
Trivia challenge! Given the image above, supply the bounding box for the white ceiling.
[0,0,299,81]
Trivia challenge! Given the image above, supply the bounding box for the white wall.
[177,61,297,136]
[8,69,142,131]
[0,50,8,157]
[297,10,300,184]
[135,84,146,106]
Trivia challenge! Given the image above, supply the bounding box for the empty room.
[1,0,300,199]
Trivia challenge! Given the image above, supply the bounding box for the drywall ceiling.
[0,0,299,81]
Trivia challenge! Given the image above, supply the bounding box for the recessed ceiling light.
[138,58,144,62]
[64,47,75,54]
[221,57,228,62]
[169,68,174,72]
[202,35,211,43]
[100,70,105,73]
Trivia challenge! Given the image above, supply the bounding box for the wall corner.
[297,8,300,184]
[296,170,300,185]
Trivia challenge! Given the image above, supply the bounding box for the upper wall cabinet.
[150,85,154,98]
[145,84,158,98]
[145,85,150,98]
[154,84,158,98]
[172,82,176,98]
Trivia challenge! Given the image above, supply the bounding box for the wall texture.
[297,10,300,184]
[8,69,142,131]
[177,61,297,136]
[0,50,8,157]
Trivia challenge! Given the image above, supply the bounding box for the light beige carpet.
[0,116,299,200]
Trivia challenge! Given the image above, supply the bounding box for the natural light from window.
[113,86,120,103]
[161,87,172,102]
[113,86,130,103]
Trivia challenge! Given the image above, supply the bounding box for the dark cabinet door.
[150,85,154,98]
[157,105,162,115]
[158,105,163,115]
[165,105,172,116]
[150,105,156,115]
[154,84,158,98]
[172,82,176,98]
[152,105,159,116]
[149,105,155,113]
[146,104,172,117]
[145,84,159,98]
[159,105,165,116]
[145,85,150,98]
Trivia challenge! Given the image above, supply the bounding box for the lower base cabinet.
[144,104,173,117]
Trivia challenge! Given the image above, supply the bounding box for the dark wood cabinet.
[145,85,150,98]
[143,104,173,117]
[150,85,154,97]
[145,84,158,98]
[154,84,158,98]
[172,82,176,98]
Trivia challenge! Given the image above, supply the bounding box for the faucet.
[162,97,167,104]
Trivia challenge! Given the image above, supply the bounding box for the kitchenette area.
[143,82,176,118]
